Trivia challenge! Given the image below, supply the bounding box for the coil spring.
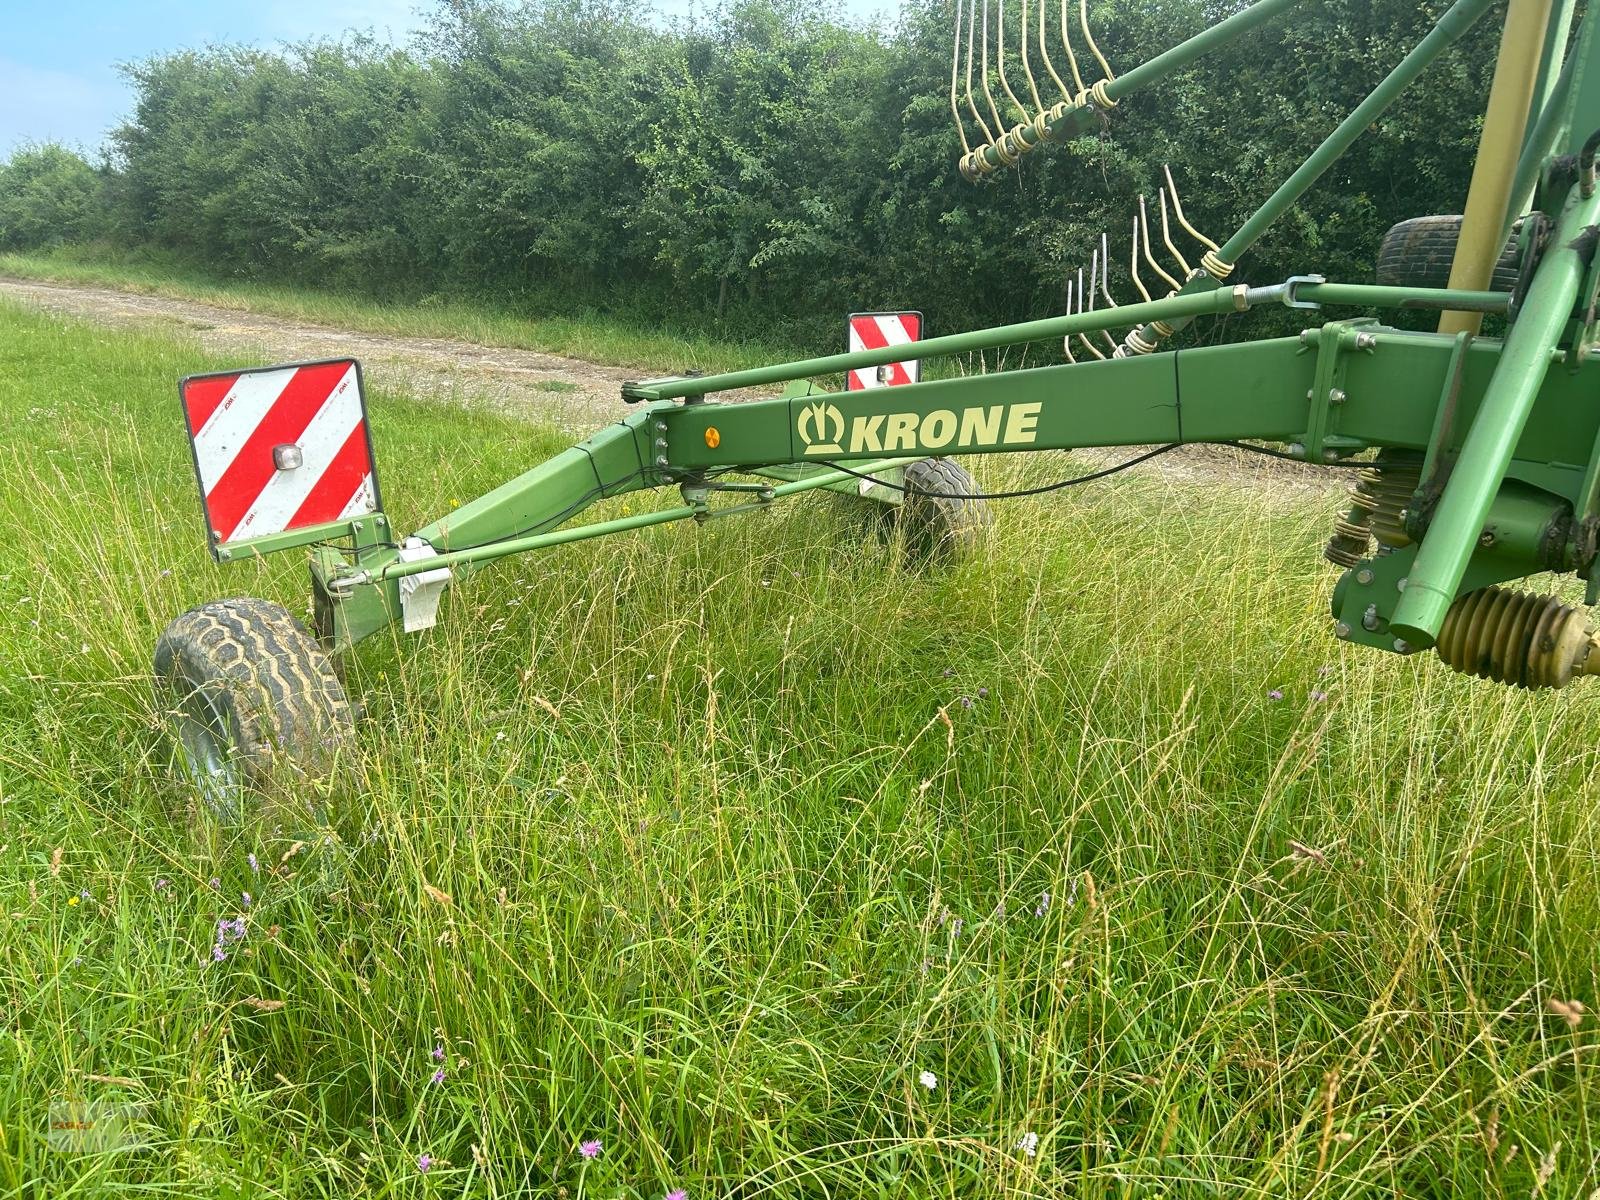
[1323,451,1423,567]
[1436,585,1600,690]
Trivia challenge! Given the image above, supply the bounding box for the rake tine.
[1058,0,1086,97]
[1163,164,1221,253]
[965,0,996,145]
[980,0,1007,138]
[1079,0,1115,85]
[1018,0,1044,115]
[1138,194,1182,292]
[1076,267,1106,360]
[949,0,973,154]
[1097,232,1119,308]
[1061,278,1078,362]
[996,0,1030,122]
[1089,245,1119,352]
[1158,188,1194,278]
[1129,213,1153,302]
[1036,0,1071,103]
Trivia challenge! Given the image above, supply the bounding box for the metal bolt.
[1354,332,1377,350]
[654,437,668,450]
[1356,568,1374,585]
[1393,638,1414,654]
[1299,330,1311,346]
[1396,577,1408,592]
[1305,389,1315,401]
[1478,530,1497,548]
[1328,387,1347,405]
[1334,621,1352,640]
[1288,443,1305,458]
[655,455,669,468]
[1361,603,1382,631]
[352,521,363,533]
[654,420,668,433]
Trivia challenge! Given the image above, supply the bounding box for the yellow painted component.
[1436,585,1600,688]
[704,427,721,449]
[1439,0,1555,336]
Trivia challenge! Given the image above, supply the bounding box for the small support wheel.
[895,457,991,560]
[153,597,354,821]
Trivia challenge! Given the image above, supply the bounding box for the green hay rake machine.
[157,0,1600,804]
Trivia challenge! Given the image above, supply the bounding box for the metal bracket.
[396,537,452,633]
[1282,274,1328,309]
[1299,319,1380,464]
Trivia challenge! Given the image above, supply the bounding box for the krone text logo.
[797,400,1043,456]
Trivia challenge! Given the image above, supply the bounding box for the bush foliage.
[4,0,1497,345]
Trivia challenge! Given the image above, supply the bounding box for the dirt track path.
[0,275,1337,496]
[0,276,640,432]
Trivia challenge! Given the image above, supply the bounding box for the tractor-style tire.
[896,458,991,560]
[153,597,354,821]
[1375,215,1520,292]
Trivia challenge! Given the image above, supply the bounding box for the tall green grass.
[2,297,1598,1197]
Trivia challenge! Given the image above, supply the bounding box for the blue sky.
[2,0,899,156]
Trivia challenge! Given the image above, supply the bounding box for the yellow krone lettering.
[823,402,1042,455]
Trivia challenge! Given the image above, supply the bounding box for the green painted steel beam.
[622,287,1250,403]
[1390,182,1600,645]
[362,459,921,583]
[1215,0,1497,268]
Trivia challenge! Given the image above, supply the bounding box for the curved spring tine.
[1138,194,1182,292]
[1036,0,1070,102]
[1076,267,1106,360]
[1163,164,1221,252]
[1158,189,1193,278]
[1058,0,1086,97]
[949,0,972,153]
[964,0,996,144]
[1089,245,1118,352]
[1097,232,1118,307]
[1079,0,1114,83]
[996,0,1030,122]
[980,0,1007,137]
[1129,214,1153,302]
[1061,279,1078,362]
[1018,0,1043,114]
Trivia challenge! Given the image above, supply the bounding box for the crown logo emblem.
[797,400,845,455]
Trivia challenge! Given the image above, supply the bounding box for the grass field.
[0,245,798,377]
[3,295,1600,1198]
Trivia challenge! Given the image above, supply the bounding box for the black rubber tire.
[896,458,991,559]
[153,597,354,820]
[1375,215,1519,292]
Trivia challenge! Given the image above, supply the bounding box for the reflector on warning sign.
[846,311,922,391]
[179,358,381,557]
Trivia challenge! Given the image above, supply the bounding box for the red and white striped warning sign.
[179,358,379,548]
[846,311,922,391]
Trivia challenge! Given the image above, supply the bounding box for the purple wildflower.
[666,1191,688,1200]
[579,1139,602,1160]
[942,668,955,678]
[79,889,91,901]
[212,944,227,962]
[977,687,989,700]
[247,853,259,873]
[208,877,220,890]
[1034,891,1050,917]
[1310,690,1327,702]
[417,1153,433,1172]
[155,878,170,892]
[432,1043,445,1062]
[241,892,252,908]
[431,1067,446,1085]
[958,695,975,710]
[1267,688,1283,701]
